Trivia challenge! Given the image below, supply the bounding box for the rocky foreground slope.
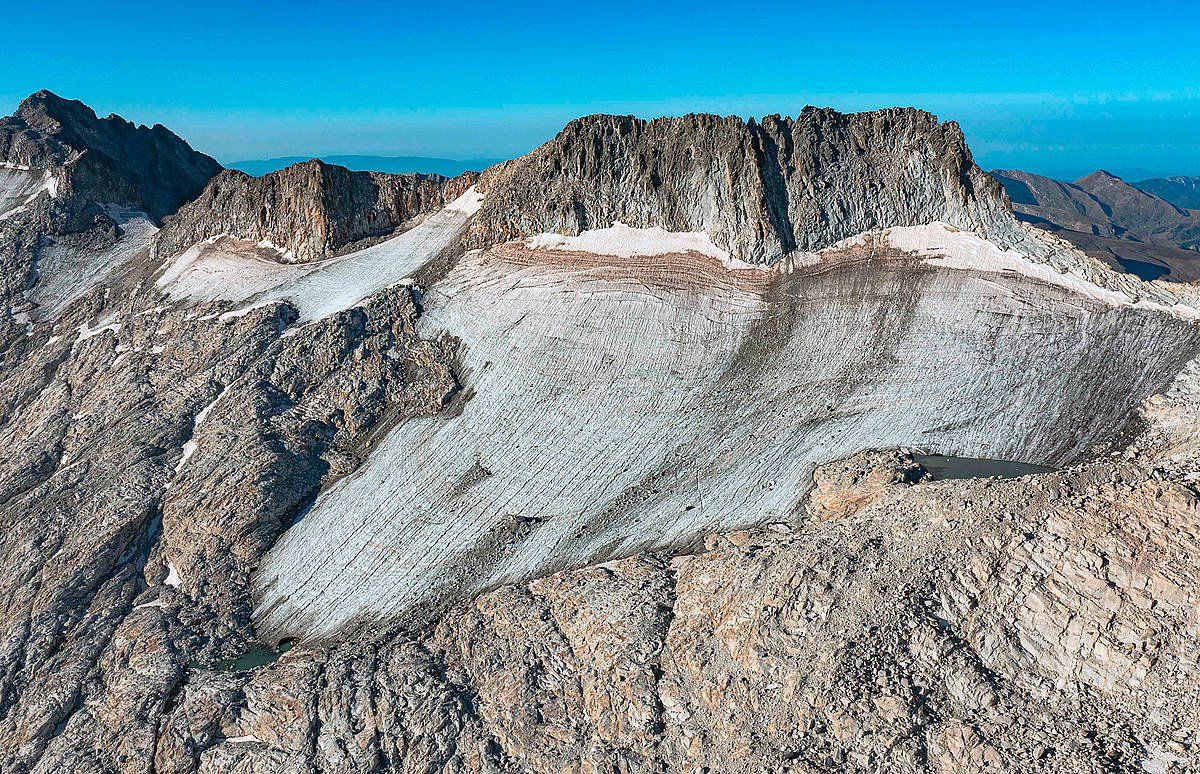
[1,94,1200,773]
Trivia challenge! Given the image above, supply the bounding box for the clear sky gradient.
[3,0,1199,179]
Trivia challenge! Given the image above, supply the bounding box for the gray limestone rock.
[467,108,1011,263]
[152,161,480,264]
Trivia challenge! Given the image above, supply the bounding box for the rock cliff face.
[468,108,1011,263]
[152,161,479,264]
[3,97,1200,774]
[0,90,222,222]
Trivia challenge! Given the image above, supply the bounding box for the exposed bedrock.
[467,107,1011,263]
[0,91,221,322]
[161,449,1200,773]
[152,161,480,264]
[0,282,457,772]
[0,90,221,223]
[252,231,1200,643]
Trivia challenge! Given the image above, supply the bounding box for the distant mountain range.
[228,154,503,177]
[1136,175,1200,209]
[991,168,1200,281]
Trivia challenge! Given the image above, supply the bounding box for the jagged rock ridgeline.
[467,108,1011,263]
[152,160,480,264]
[0,91,223,323]
[0,90,222,222]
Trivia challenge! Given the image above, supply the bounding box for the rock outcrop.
[153,161,479,264]
[148,434,1200,773]
[0,90,222,222]
[468,108,1011,263]
[0,91,222,322]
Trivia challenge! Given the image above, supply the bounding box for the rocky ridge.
[0,90,221,223]
[152,161,479,264]
[993,168,1200,281]
[0,91,222,321]
[1138,175,1200,210]
[468,108,1011,264]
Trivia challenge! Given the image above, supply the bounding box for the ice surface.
[32,206,158,319]
[156,187,483,322]
[0,164,55,221]
[525,222,743,265]
[866,223,1200,320]
[253,229,1200,641]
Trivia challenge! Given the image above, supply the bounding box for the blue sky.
[3,0,1199,178]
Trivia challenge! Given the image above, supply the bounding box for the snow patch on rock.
[0,164,56,221]
[31,206,159,319]
[76,315,121,343]
[525,222,749,266]
[155,186,483,322]
[856,223,1200,320]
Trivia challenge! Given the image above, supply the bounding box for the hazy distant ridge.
[229,154,502,177]
[1136,175,1200,210]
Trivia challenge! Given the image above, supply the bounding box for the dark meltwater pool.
[914,454,1057,480]
[214,640,296,672]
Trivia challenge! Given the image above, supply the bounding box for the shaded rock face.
[0,91,221,321]
[468,108,1011,263]
[153,160,480,264]
[0,90,222,222]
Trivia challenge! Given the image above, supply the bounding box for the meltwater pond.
[213,640,295,672]
[915,454,1057,480]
